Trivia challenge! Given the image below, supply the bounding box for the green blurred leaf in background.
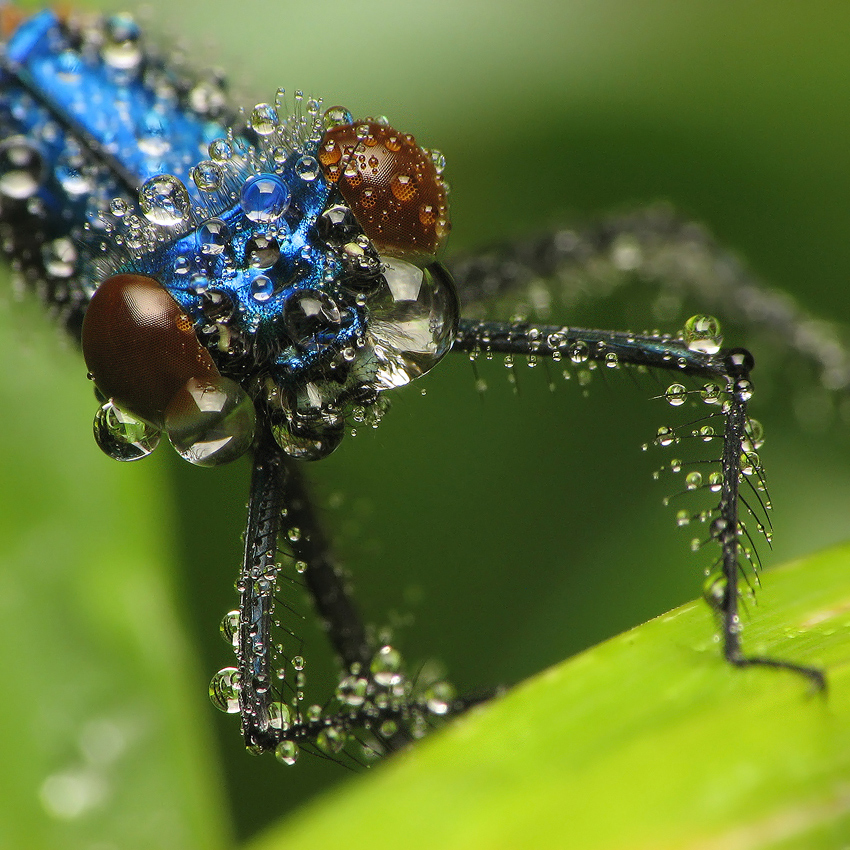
[2,1,850,847]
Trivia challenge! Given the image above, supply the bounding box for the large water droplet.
[370,645,403,686]
[250,102,279,136]
[250,274,275,302]
[365,259,459,389]
[165,377,256,466]
[294,155,319,181]
[208,138,233,162]
[743,417,765,451]
[268,702,292,731]
[569,340,589,363]
[197,218,229,255]
[56,163,91,196]
[324,105,353,128]
[317,725,347,754]
[240,173,290,223]
[283,290,342,349]
[685,471,703,490]
[703,572,727,609]
[139,174,191,226]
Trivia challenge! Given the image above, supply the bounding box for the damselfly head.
[83,104,458,464]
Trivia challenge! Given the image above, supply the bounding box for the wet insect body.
[0,8,825,764]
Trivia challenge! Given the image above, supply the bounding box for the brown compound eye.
[81,273,255,466]
[319,119,450,257]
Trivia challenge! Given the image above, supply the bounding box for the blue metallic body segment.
[3,10,220,190]
[133,156,366,387]
[0,9,366,392]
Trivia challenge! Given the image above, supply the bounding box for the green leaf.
[250,546,850,850]
[0,287,232,850]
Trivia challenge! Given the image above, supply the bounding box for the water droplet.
[250,274,275,302]
[317,726,347,754]
[93,401,160,461]
[569,340,589,363]
[250,102,279,135]
[371,645,403,686]
[274,740,299,765]
[685,471,703,490]
[240,173,290,223]
[197,218,229,255]
[0,137,44,199]
[665,383,688,406]
[292,655,305,670]
[337,675,367,706]
[430,149,447,174]
[324,105,353,128]
[139,174,191,226]
[655,425,676,447]
[740,452,759,475]
[56,162,91,196]
[283,290,341,348]
[42,237,77,277]
[268,702,292,731]
[208,138,233,162]
[165,376,256,466]
[699,425,715,442]
[294,155,319,181]
[743,417,765,450]
[192,160,223,192]
[683,314,723,354]
[101,13,142,70]
[708,472,723,492]
[734,378,753,401]
[701,382,721,404]
[676,510,691,527]
[425,681,455,715]
[209,668,241,713]
[703,572,727,608]
[245,235,280,269]
[710,517,729,541]
[220,610,239,647]
[379,719,398,738]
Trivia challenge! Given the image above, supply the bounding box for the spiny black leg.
[238,424,377,751]
[238,424,289,751]
[452,321,826,689]
[454,320,721,376]
[718,356,826,690]
[236,424,465,757]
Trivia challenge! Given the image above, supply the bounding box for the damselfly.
[1,2,849,839]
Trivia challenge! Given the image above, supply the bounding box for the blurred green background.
[2,1,850,847]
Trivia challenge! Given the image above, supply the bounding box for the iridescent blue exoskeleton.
[0,8,825,763]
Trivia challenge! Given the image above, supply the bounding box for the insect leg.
[453,319,825,688]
